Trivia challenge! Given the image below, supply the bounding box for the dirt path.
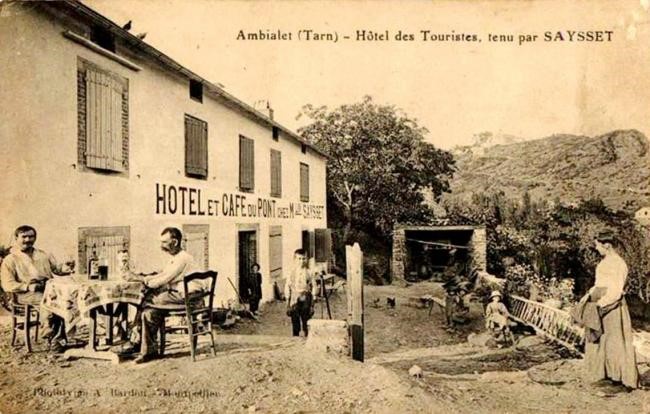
[1,281,648,413]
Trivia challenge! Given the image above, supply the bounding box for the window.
[182,224,209,270]
[189,79,203,103]
[90,25,116,53]
[184,114,208,179]
[269,226,283,279]
[270,149,282,198]
[301,143,307,154]
[300,162,309,202]
[78,226,130,275]
[315,229,332,263]
[239,135,255,192]
[272,126,279,141]
[78,59,128,172]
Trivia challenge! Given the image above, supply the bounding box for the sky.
[84,0,650,149]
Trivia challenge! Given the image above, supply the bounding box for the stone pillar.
[469,227,487,271]
[305,319,349,356]
[391,227,406,281]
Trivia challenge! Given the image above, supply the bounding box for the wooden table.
[41,275,145,363]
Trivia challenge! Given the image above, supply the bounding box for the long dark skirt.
[584,298,638,388]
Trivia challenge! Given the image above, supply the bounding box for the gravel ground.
[1,281,648,413]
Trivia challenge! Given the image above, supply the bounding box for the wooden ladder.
[508,294,585,354]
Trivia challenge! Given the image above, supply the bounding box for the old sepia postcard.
[1,0,649,413]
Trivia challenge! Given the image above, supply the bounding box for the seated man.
[134,227,198,364]
[0,225,72,352]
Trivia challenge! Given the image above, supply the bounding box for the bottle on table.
[62,253,76,274]
[98,243,109,281]
[88,245,99,280]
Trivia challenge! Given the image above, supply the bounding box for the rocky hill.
[446,129,650,212]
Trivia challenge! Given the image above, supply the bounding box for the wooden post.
[346,243,364,362]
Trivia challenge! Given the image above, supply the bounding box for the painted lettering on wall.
[155,183,324,220]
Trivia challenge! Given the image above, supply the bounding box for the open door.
[238,230,257,302]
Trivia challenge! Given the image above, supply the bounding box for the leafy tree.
[297,96,455,242]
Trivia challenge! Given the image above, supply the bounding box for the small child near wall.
[485,290,514,346]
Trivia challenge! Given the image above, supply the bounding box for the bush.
[447,192,650,304]
[504,264,536,298]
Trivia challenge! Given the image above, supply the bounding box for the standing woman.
[584,230,638,390]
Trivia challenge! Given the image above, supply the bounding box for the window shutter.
[109,76,124,170]
[301,230,313,259]
[300,163,309,202]
[270,150,282,197]
[315,228,332,263]
[239,136,254,191]
[79,230,128,274]
[78,226,130,274]
[185,231,208,270]
[183,224,210,269]
[269,226,283,279]
[185,115,208,178]
[85,69,101,169]
[85,68,124,172]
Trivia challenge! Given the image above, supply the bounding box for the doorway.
[238,230,257,301]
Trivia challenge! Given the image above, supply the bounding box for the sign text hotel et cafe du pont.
[155,183,324,220]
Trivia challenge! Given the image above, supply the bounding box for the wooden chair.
[157,271,218,361]
[10,293,41,352]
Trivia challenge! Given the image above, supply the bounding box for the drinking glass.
[62,254,76,274]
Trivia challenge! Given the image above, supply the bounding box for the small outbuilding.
[391,224,486,281]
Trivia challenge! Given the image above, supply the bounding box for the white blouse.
[593,252,628,307]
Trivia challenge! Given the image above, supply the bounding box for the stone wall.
[469,227,487,271]
[391,227,406,281]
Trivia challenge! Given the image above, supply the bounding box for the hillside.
[446,129,650,212]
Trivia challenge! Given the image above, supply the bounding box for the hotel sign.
[154,183,324,220]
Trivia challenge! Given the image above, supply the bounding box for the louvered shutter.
[239,136,254,191]
[301,230,314,259]
[78,226,130,275]
[270,149,282,197]
[185,115,208,177]
[83,234,125,275]
[85,68,124,171]
[300,163,309,202]
[269,226,283,279]
[315,229,332,263]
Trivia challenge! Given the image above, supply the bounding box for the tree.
[297,96,455,242]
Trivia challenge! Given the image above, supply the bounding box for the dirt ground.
[1,281,649,413]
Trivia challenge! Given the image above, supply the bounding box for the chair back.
[10,293,22,309]
[182,270,218,311]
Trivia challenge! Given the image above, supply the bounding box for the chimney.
[266,101,274,120]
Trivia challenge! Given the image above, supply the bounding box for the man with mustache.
[133,227,198,364]
[0,225,71,352]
